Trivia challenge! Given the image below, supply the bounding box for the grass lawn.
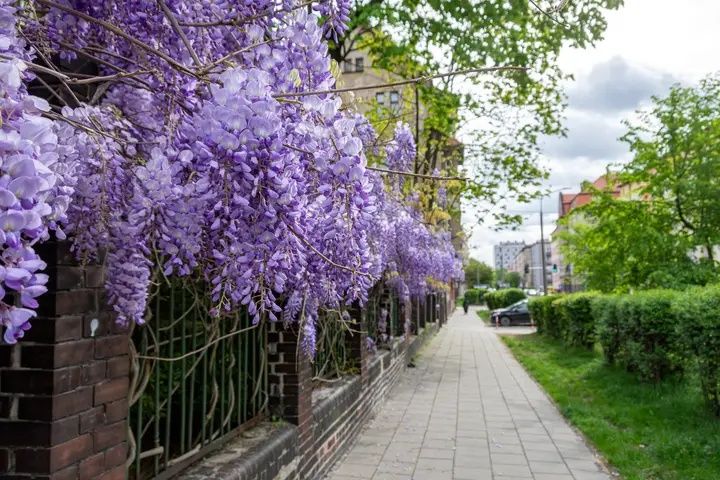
[502,334,720,480]
[476,308,490,324]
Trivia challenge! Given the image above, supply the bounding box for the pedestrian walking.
[462,296,469,314]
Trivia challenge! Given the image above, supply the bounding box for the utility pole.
[540,197,547,296]
[540,187,570,296]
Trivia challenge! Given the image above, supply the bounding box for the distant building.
[339,40,428,140]
[341,35,466,260]
[508,241,550,290]
[550,174,620,292]
[494,242,525,271]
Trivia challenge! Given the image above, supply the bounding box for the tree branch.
[366,166,466,182]
[528,0,570,29]
[34,0,198,77]
[285,223,373,278]
[157,0,203,68]
[273,66,527,98]
[197,40,274,74]
[178,1,313,27]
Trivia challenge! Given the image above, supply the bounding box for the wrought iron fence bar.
[154,296,161,475]
[180,288,187,455]
[164,286,175,467]
[127,277,269,478]
[150,413,265,480]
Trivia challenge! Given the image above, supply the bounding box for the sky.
[463,0,720,266]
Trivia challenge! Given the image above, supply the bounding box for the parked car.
[491,299,532,327]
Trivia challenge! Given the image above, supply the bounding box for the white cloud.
[542,110,628,161]
[464,0,720,265]
[568,56,677,114]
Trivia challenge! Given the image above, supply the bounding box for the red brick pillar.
[344,306,368,386]
[267,322,313,478]
[0,241,129,480]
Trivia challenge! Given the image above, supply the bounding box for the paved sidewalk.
[325,307,612,480]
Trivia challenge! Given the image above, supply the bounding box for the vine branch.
[273,66,528,98]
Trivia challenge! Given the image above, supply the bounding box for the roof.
[558,174,620,218]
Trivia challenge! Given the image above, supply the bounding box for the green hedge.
[531,285,720,415]
[591,294,622,364]
[485,288,526,310]
[528,295,560,336]
[673,285,720,416]
[464,288,486,305]
[554,292,599,349]
[618,290,681,382]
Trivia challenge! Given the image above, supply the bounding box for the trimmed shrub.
[592,294,621,364]
[464,288,486,305]
[528,295,560,336]
[616,290,681,382]
[485,288,526,310]
[554,292,599,349]
[673,285,720,416]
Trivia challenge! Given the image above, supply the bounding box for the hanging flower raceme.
[384,122,416,192]
[0,1,462,351]
[313,0,352,42]
[0,0,73,343]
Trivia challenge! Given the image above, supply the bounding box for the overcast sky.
[463,0,720,266]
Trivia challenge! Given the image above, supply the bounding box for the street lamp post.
[539,187,570,296]
[540,196,548,296]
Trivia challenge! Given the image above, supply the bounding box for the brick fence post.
[267,322,314,478]
[0,241,129,480]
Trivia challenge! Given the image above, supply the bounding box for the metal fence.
[313,310,354,382]
[365,293,400,347]
[128,280,267,479]
[366,292,442,348]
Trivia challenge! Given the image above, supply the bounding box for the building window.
[343,61,353,73]
[375,92,385,105]
[389,91,400,108]
[355,57,364,72]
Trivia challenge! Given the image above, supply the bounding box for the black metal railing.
[313,310,355,382]
[128,280,267,479]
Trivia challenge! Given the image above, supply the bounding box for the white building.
[493,242,525,271]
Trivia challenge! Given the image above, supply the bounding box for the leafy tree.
[622,75,720,262]
[506,271,522,288]
[464,258,493,288]
[335,0,623,223]
[558,189,713,292]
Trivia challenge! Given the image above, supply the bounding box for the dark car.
[491,300,531,327]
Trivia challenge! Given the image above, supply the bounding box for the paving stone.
[375,460,414,475]
[325,308,611,480]
[492,464,533,477]
[372,474,412,480]
[529,460,572,474]
[491,452,529,466]
[454,466,493,479]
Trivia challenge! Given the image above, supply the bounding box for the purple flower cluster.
[313,0,352,42]
[0,1,463,351]
[0,0,73,343]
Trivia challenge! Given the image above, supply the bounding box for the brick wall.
[0,241,129,480]
[177,318,440,480]
[1,241,449,480]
